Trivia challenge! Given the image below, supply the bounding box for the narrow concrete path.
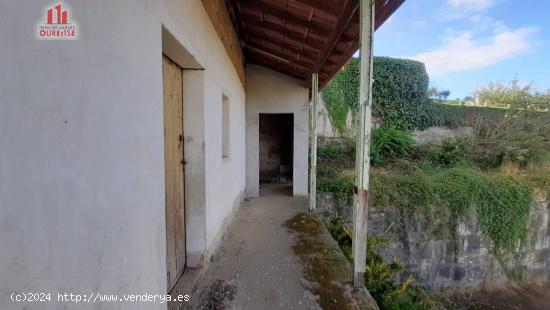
[180,184,378,310]
[186,185,319,309]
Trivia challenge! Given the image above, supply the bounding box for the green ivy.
[321,59,360,134]
[325,217,436,310]
[370,167,532,254]
[322,57,434,133]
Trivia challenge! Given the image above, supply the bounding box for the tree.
[428,86,439,98]
[438,90,451,100]
[475,79,549,110]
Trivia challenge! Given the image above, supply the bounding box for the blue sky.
[374,0,550,99]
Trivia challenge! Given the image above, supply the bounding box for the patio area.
[171,184,378,310]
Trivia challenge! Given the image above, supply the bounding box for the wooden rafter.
[247,34,319,60]
[309,0,358,81]
[247,53,308,80]
[244,33,319,60]
[225,0,406,87]
[244,22,325,52]
[245,43,314,71]
[291,0,344,16]
[239,0,332,35]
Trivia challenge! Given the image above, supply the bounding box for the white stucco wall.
[245,65,310,197]
[0,1,245,309]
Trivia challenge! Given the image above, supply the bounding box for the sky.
[373,0,550,99]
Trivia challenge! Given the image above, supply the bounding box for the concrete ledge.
[284,212,380,310]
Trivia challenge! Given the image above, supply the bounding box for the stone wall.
[316,99,474,144]
[316,98,355,138]
[317,194,550,288]
[412,126,474,145]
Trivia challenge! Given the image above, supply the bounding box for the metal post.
[353,0,375,288]
[309,73,319,212]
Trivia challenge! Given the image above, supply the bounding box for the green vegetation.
[317,139,356,202]
[326,218,438,310]
[319,58,549,309]
[371,167,531,254]
[321,59,360,135]
[322,57,435,134]
[319,136,536,255]
[317,116,548,308]
[284,213,358,310]
[415,137,473,167]
[475,79,550,110]
[428,102,506,128]
[473,109,550,169]
[371,126,415,165]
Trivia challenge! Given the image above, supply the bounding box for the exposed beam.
[303,0,359,87]
[313,0,359,73]
[248,62,308,81]
[375,0,386,11]
[226,0,244,40]
[230,0,405,88]
[352,0,375,288]
[247,52,309,80]
[244,22,325,52]
[239,0,333,36]
[244,33,319,61]
[290,0,344,16]
[244,44,314,71]
[246,47,310,72]
[242,17,326,48]
[318,0,405,87]
[375,0,405,28]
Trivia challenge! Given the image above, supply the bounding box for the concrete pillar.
[353,0,375,288]
[309,73,319,211]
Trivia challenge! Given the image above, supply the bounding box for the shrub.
[317,143,346,160]
[421,137,474,167]
[428,102,511,128]
[473,110,550,168]
[317,172,355,202]
[326,217,353,259]
[322,57,433,133]
[475,79,550,110]
[371,127,415,165]
[372,57,432,130]
[318,139,355,160]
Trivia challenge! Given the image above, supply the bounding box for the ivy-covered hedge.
[429,102,508,128]
[322,57,433,133]
[372,57,431,130]
[321,59,360,135]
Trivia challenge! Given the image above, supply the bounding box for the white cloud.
[448,0,493,11]
[440,0,494,21]
[410,26,537,76]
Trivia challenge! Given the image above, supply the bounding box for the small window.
[222,94,230,159]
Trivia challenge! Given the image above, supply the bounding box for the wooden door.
[163,55,186,291]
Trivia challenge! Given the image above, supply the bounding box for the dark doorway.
[259,114,294,186]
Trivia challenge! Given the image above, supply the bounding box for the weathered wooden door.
[163,55,186,291]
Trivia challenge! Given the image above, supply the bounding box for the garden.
[317,57,550,309]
